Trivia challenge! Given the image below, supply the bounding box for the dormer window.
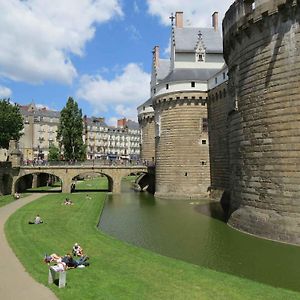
[195,31,206,63]
[198,53,205,62]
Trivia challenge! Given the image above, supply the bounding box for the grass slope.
[4,180,300,300]
[0,193,28,208]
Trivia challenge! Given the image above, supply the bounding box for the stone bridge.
[11,165,148,194]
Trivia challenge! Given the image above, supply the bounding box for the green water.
[99,182,300,292]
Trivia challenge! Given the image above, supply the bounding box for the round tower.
[223,0,300,244]
[154,91,210,199]
[137,104,156,163]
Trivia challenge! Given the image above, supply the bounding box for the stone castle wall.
[223,0,300,244]
[207,82,231,199]
[138,113,156,163]
[154,92,210,199]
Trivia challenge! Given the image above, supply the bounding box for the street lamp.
[72,145,75,163]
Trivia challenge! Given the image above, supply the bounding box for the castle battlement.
[223,0,296,39]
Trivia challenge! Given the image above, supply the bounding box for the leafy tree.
[48,144,60,161]
[57,97,86,161]
[0,99,24,149]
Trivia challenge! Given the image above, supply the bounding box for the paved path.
[0,194,58,300]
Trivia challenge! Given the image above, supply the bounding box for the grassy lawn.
[75,176,108,190]
[0,193,29,208]
[4,179,300,299]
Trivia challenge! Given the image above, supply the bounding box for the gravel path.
[0,194,58,300]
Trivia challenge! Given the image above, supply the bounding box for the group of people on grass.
[44,243,89,271]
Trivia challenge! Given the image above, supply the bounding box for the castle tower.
[223,0,300,244]
[152,12,224,199]
[137,99,156,163]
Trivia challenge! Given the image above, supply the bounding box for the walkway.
[0,194,57,300]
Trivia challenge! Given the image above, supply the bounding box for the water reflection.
[99,181,300,292]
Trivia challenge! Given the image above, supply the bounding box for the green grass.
[0,193,29,208]
[75,176,108,190]
[4,181,300,299]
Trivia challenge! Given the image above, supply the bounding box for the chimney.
[118,118,127,128]
[152,46,160,68]
[212,12,219,31]
[175,12,183,28]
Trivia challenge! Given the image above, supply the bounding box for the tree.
[0,99,24,149]
[57,97,86,161]
[48,144,60,161]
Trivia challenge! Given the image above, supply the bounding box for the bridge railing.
[20,159,152,168]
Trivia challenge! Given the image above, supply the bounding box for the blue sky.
[0,0,233,125]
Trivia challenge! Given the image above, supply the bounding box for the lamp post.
[72,145,75,163]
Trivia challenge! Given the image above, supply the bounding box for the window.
[202,118,208,132]
[198,54,204,62]
[223,72,226,80]
[202,139,207,145]
[191,81,195,88]
[215,77,218,84]
[153,88,156,94]
[166,84,169,90]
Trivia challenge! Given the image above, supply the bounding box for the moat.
[99,181,300,292]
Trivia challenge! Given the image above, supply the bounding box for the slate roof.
[20,107,60,118]
[160,68,221,84]
[137,98,153,110]
[127,120,140,130]
[174,27,223,53]
[157,59,170,81]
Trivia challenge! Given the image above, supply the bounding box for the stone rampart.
[223,0,300,244]
[138,113,156,162]
[154,91,210,199]
[208,83,230,199]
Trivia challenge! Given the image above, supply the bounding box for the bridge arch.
[70,171,111,193]
[13,171,62,193]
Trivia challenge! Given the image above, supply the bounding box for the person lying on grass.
[44,253,89,269]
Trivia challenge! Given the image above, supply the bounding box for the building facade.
[84,117,140,160]
[19,103,60,161]
[18,103,140,161]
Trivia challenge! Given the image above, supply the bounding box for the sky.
[0,0,234,126]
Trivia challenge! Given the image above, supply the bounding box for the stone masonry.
[207,82,230,200]
[154,91,210,199]
[138,112,156,163]
[222,0,300,244]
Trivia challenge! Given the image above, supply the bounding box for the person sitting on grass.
[14,192,20,199]
[63,198,73,205]
[28,214,43,224]
[72,243,84,257]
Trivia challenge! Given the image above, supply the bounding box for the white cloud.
[147,0,234,28]
[0,85,12,98]
[76,63,150,121]
[126,25,142,40]
[133,1,140,13]
[107,117,118,126]
[0,0,123,85]
[36,103,50,110]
